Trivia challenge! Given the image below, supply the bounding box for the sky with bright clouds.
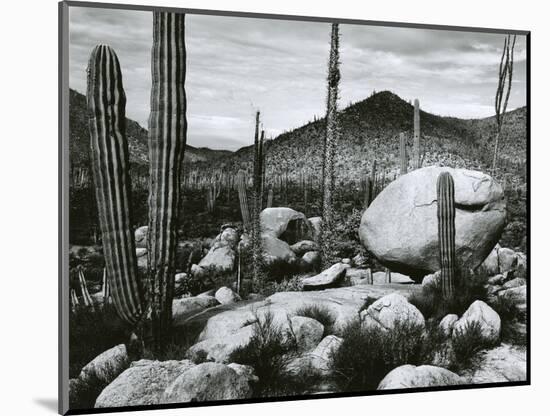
[69,6,527,150]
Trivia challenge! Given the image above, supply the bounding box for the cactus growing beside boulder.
[399,132,407,175]
[437,171,456,299]
[413,99,421,169]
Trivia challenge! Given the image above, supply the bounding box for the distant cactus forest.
[67,12,527,410]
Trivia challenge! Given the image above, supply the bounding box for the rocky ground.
[68,166,528,409]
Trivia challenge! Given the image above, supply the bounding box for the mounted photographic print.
[58,1,530,414]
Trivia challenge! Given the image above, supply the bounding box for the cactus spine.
[87,44,144,325]
[399,132,407,175]
[147,11,187,349]
[413,99,421,169]
[437,172,456,300]
[320,23,340,269]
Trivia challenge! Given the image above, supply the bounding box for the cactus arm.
[87,44,144,325]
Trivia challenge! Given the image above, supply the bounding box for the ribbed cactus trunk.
[320,23,340,270]
[236,170,250,229]
[251,112,263,283]
[413,99,421,169]
[399,132,407,175]
[87,44,144,326]
[437,172,456,300]
[147,11,187,350]
[267,185,274,208]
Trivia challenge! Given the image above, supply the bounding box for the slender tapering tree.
[251,112,263,283]
[87,44,145,326]
[320,23,340,269]
[146,11,187,351]
[492,34,516,173]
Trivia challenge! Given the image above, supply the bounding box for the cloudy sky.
[69,6,527,150]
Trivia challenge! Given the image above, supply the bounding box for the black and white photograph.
[59,1,529,413]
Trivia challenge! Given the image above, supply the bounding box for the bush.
[295,304,336,337]
[254,275,305,297]
[449,321,496,372]
[228,310,318,397]
[491,295,527,346]
[409,270,488,321]
[329,319,440,392]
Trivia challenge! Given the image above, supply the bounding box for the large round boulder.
[359,167,506,276]
[378,365,464,390]
[360,293,425,331]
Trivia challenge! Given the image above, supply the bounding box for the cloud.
[69,6,527,150]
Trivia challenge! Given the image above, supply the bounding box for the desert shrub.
[491,295,527,346]
[69,373,109,410]
[254,275,305,297]
[329,319,437,392]
[229,310,318,397]
[295,304,336,337]
[69,304,128,379]
[409,270,488,321]
[262,258,301,281]
[449,321,496,372]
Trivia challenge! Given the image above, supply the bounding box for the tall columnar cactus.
[236,169,250,229]
[399,132,407,175]
[437,172,456,300]
[147,11,187,349]
[87,44,144,325]
[267,185,274,208]
[251,111,263,283]
[320,23,340,269]
[413,99,421,169]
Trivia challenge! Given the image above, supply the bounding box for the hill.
[69,89,232,169]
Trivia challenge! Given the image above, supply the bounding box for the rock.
[308,216,322,241]
[215,286,241,305]
[360,167,506,275]
[347,268,371,285]
[301,263,349,290]
[290,240,318,255]
[262,234,297,268]
[373,271,414,285]
[95,359,195,408]
[480,244,500,275]
[468,344,526,384]
[352,253,367,268]
[378,365,464,390]
[308,335,343,374]
[134,226,148,248]
[260,208,313,244]
[162,362,253,403]
[197,228,238,274]
[173,296,219,326]
[487,274,505,285]
[502,277,526,290]
[498,247,518,273]
[360,293,425,331]
[289,316,324,351]
[342,258,351,265]
[439,314,459,337]
[187,325,255,363]
[498,285,527,312]
[515,253,527,278]
[453,301,501,343]
[135,247,147,257]
[79,344,129,385]
[422,271,440,287]
[486,284,503,296]
[187,285,421,363]
[226,363,259,383]
[190,264,205,277]
[300,251,320,271]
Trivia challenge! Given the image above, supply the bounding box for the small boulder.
[469,344,527,384]
[373,271,414,285]
[453,300,501,344]
[300,251,320,271]
[439,314,459,337]
[480,244,500,275]
[487,274,505,285]
[162,362,253,403]
[95,359,195,408]
[197,228,239,274]
[289,316,324,351]
[290,240,318,256]
[215,287,241,305]
[301,263,349,290]
[498,247,518,273]
[360,293,425,331]
[347,268,371,285]
[172,296,219,326]
[134,226,148,249]
[262,234,297,268]
[352,253,367,268]
[422,271,440,288]
[502,277,526,290]
[378,365,464,389]
[308,335,343,374]
[342,258,351,265]
[79,344,129,386]
[498,285,526,312]
[187,325,255,363]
